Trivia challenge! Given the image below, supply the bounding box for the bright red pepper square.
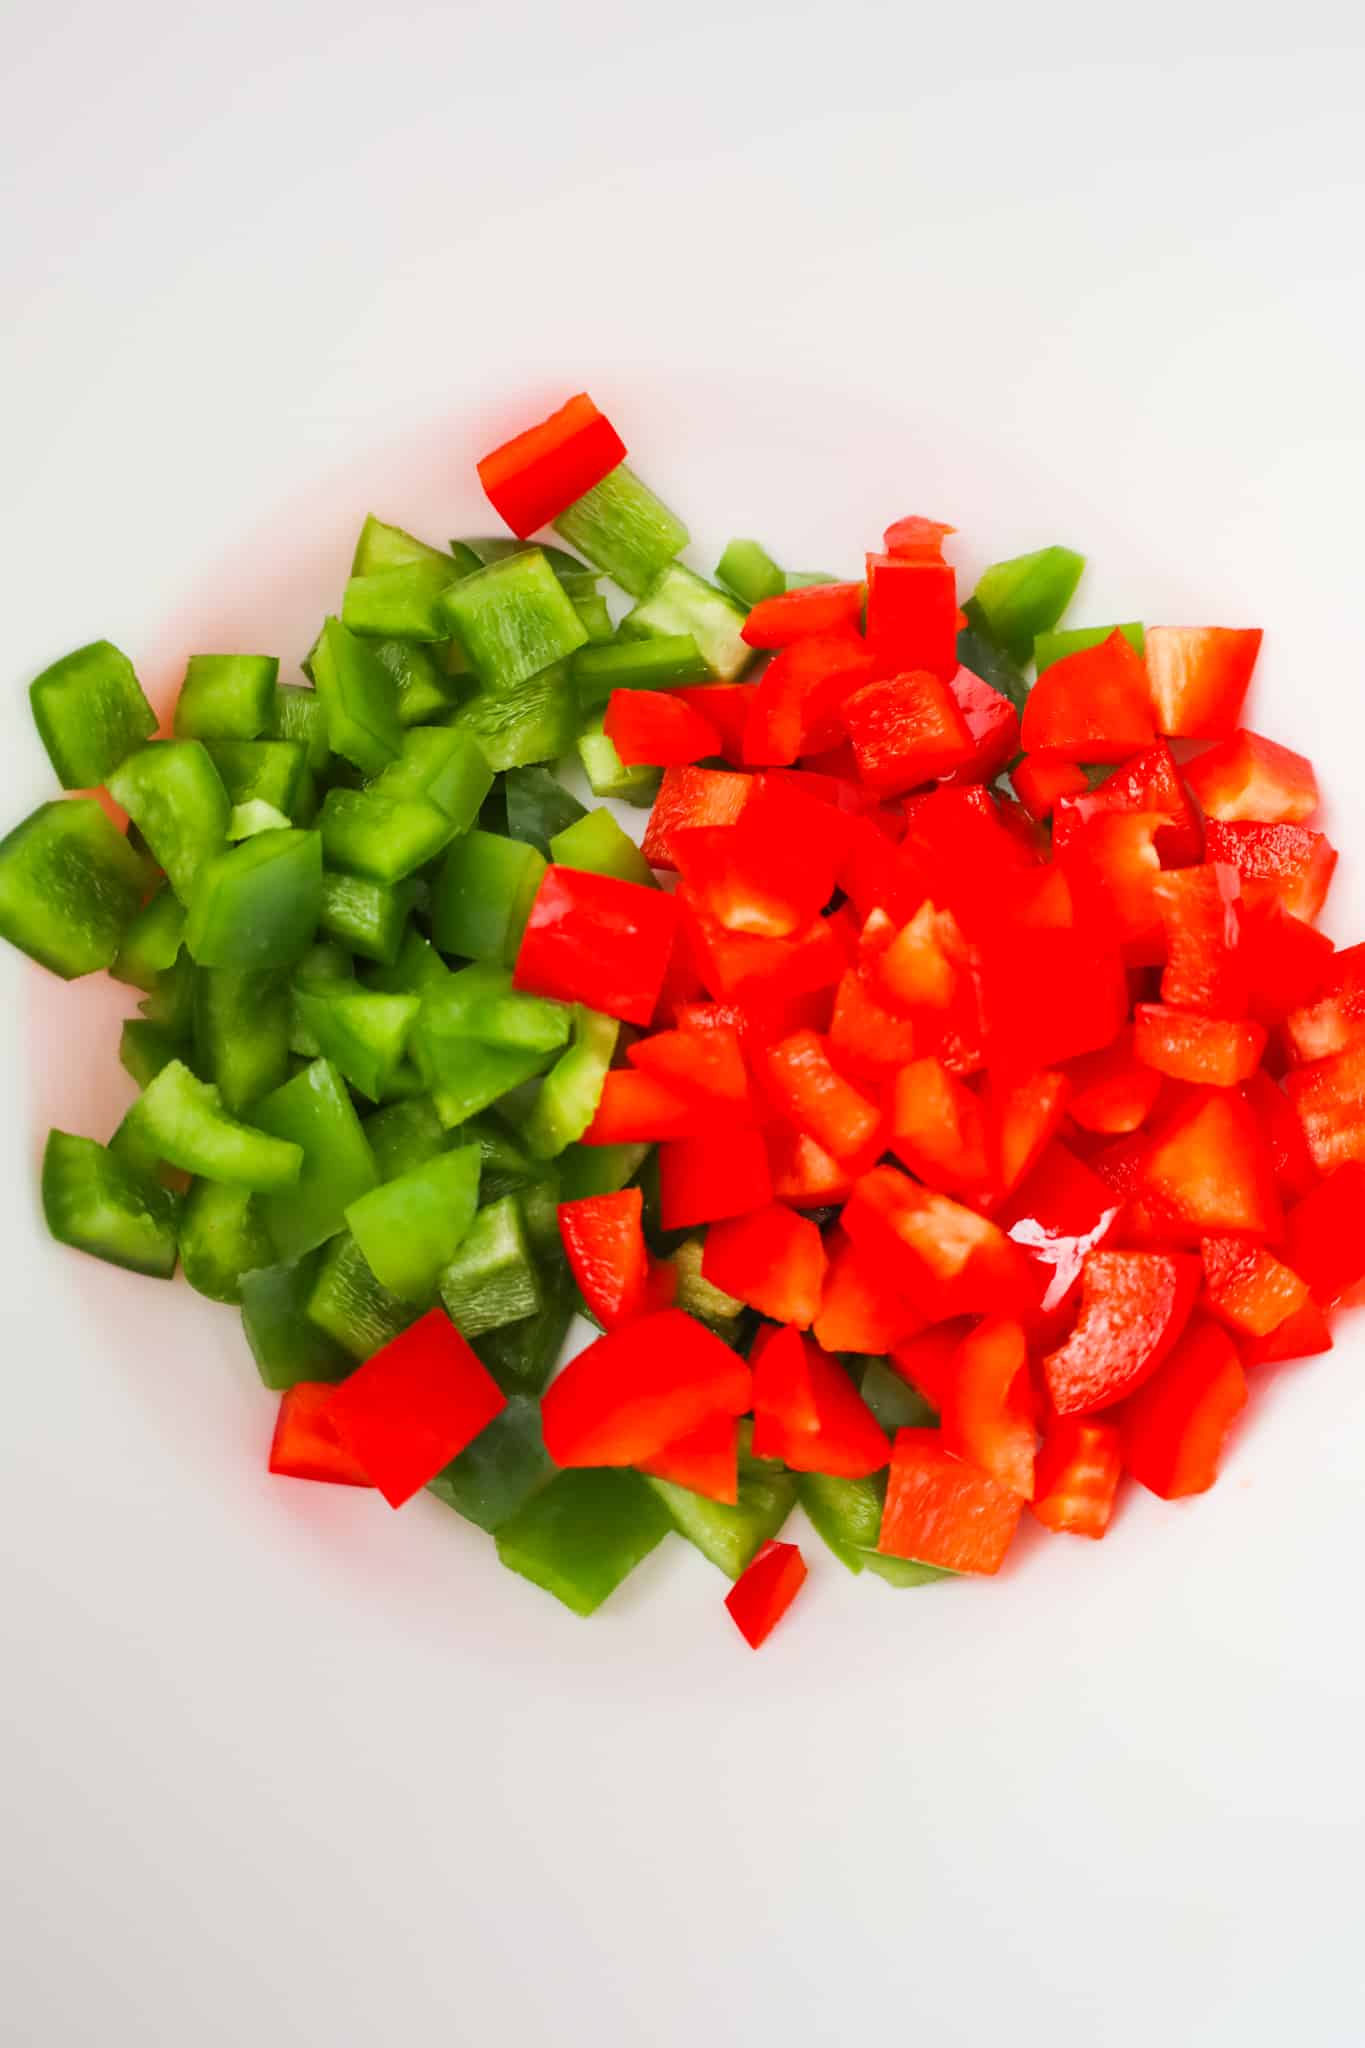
[512,865,680,1026]
[322,1309,506,1509]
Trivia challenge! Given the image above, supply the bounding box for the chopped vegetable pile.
[10,392,1364,1650]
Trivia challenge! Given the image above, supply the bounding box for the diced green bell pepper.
[515,1171,561,1254]
[272,684,331,774]
[361,927,449,998]
[184,829,323,970]
[342,561,457,642]
[669,1236,745,1330]
[458,1110,538,1199]
[249,1057,378,1260]
[411,992,555,1128]
[178,1178,274,1303]
[310,617,402,774]
[306,1229,416,1360]
[457,536,597,591]
[352,514,455,577]
[371,638,463,727]
[716,538,785,608]
[430,962,571,1055]
[229,801,294,840]
[965,545,1086,665]
[552,465,690,600]
[205,739,306,815]
[858,1356,938,1434]
[503,764,587,855]
[644,1454,797,1580]
[473,1251,575,1394]
[318,870,412,964]
[106,741,230,905]
[138,950,196,1038]
[452,662,579,771]
[549,808,654,887]
[438,550,588,694]
[521,1007,618,1160]
[345,1142,481,1303]
[362,1093,448,1181]
[42,1129,179,1277]
[556,1139,649,1201]
[126,1059,303,1190]
[372,726,493,828]
[174,655,279,741]
[576,716,660,805]
[1033,622,1145,672]
[193,965,292,1112]
[620,564,753,682]
[571,634,709,712]
[291,985,419,1102]
[572,592,614,643]
[495,1467,671,1616]
[956,621,1032,717]
[439,1193,541,1338]
[119,1017,185,1088]
[428,1393,554,1532]
[431,829,544,963]
[29,640,158,790]
[785,571,839,590]
[240,1250,349,1390]
[110,883,185,992]
[319,788,454,883]
[797,1470,952,1587]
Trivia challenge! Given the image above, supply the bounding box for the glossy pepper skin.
[1145,626,1262,739]
[1020,630,1155,763]
[513,865,679,1027]
[557,1187,668,1330]
[940,1317,1035,1498]
[29,639,158,789]
[1183,729,1318,824]
[1122,1316,1247,1498]
[0,799,151,980]
[269,1382,373,1487]
[878,1428,1023,1575]
[1042,1251,1201,1415]
[725,1541,808,1649]
[702,1204,827,1329]
[749,1325,890,1477]
[322,1308,506,1508]
[477,393,626,539]
[1030,1419,1121,1537]
[540,1308,752,1468]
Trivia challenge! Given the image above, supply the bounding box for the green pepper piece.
[249,1057,379,1260]
[955,621,1032,717]
[430,962,571,1055]
[126,1059,303,1190]
[228,800,294,840]
[371,726,493,828]
[858,1356,938,1434]
[410,978,557,1127]
[516,1171,562,1254]
[521,1007,619,1160]
[29,640,158,790]
[319,788,454,884]
[174,655,279,741]
[571,634,710,713]
[311,617,402,774]
[644,1458,797,1580]
[193,966,292,1112]
[716,539,785,608]
[427,1393,554,1532]
[306,1229,416,1360]
[572,592,614,643]
[431,829,544,963]
[178,1178,274,1304]
[557,1139,649,1201]
[106,741,231,905]
[240,1250,348,1390]
[438,549,588,695]
[42,1129,179,1278]
[361,927,449,998]
[496,1466,670,1615]
[345,1143,481,1303]
[119,1017,185,1088]
[668,1236,745,1330]
[290,985,420,1102]
[473,1251,575,1395]
[452,661,578,771]
[362,1093,448,1181]
[458,1110,537,1199]
[552,465,690,600]
[575,716,660,805]
[138,950,196,1039]
[549,808,654,887]
[785,570,840,590]
[318,870,411,965]
[184,829,323,971]
[503,764,587,855]
[1033,622,1145,672]
[457,536,596,587]
[797,1470,952,1587]
[620,564,753,681]
[272,684,331,774]
[204,740,306,815]
[110,884,186,992]
[369,639,463,727]
[439,1194,541,1337]
[351,514,455,577]
[374,1060,427,1103]
[965,545,1086,665]
[342,561,459,643]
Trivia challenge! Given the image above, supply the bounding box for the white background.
[3,3,1365,2042]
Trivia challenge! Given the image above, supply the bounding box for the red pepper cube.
[978,921,1129,1073]
[1281,1162,1365,1307]
[1132,1004,1267,1088]
[986,1068,1072,1205]
[814,1228,923,1355]
[476,393,627,539]
[513,864,679,1027]
[878,1428,1024,1575]
[558,1187,659,1330]
[667,684,754,763]
[1030,1418,1122,1538]
[741,631,873,766]
[764,1029,883,1161]
[1013,754,1090,822]
[1066,1028,1164,1135]
[1183,729,1319,824]
[628,1023,753,1112]
[540,1307,752,1468]
[702,1203,828,1329]
[1058,809,1169,963]
[1243,904,1335,1029]
[1156,862,1248,1019]
[322,1310,506,1508]
[725,1540,809,1649]
[888,1322,974,1412]
[1142,1087,1283,1239]
[269,1382,374,1488]
[583,1069,703,1144]
[888,1056,989,1197]
[1240,1299,1334,1367]
[682,896,846,1010]
[1020,631,1155,763]
[940,1317,1036,1499]
[741,581,865,648]
[1203,819,1338,925]
[750,1324,890,1476]
[842,670,977,792]
[1052,737,1203,867]
[864,554,959,682]
[843,1164,1033,1320]
[1041,1250,1201,1415]
[1284,1039,1365,1175]
[1200,1236,1310,1338]
[997,1140,1121,1318]
[658,1128,774,1229]
[1122,1315,1247,1498]
[942,669,1021,787]
[641,765,753,869]
[1282,942,1365,1065]
[1144,626,1262,740]
[603,690,724,767]
[1241,1070,1320,1204]
[639,1413,739,1504]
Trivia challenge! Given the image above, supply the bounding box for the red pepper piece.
[558,1188,665,1331]
[1019,631,1155,763]
[666,685,754,764]
[1122,1315,1247,1498]
[1066,1029,1164,1135]
[628,1024,753,1113]
[1203,819,1338,924]
[1200,1235,1309,1337]
[843,1164,1033,1319]
[603,690,723,767]
[323,1309,507,1508]
[1053,738,1203,867]
[941,670,1022,785]
[1240,1299,1334,1367]
[829,966,921,1081]
[888,1056,989,1196]
[658,1128,774,1230]
[725,1540,808,1649]
[750,1325,891,1476]
[887,1321,975,1412]
[1145,626,1262,740]
[1156,862,1248,1019]
[702,1202,828,1328]
[766,1124,870,1208]
[514,865,679,1027]
[941,1317,1036,1498]
[1284,1040,1365,1174]
[1141,1087,1283,1240]
[1059,810,1170,963]
[583,1070,704,1144]
[541,1308,752,1468]
[268,1382,374,1488]
[764,1029,884,1160]
[638,1413,739,1504]
[1133,1004,1267,1087]
[650,911,708,1026]
[864,554,958,681]
[1030,1418,1122,1537]
[882,515,956,560]
[814,1228,923,1354]
[1282,942,1365,1064]
[838,814,924,927]
[1282,1162,1365,1306]
[476,393,626,538]
[1242,902,1334,1027]
[1013,754,1090,822]
[641,765,753,869]
[878,1428,1024,1575]
[1183,729,1318,824]
[672,805,838,942]
[986,1069,1072,1204]
[741,631,873,766]
[1240,1070,1319,1203]
[978,921,1129,1073]
[999,1140,1121,1317]
[741,581,865,648]
[682,895,845,1010]
[878,900,969,1010]
[842,669,978,791]
[1042,1250,1201,1415]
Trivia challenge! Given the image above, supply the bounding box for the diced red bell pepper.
[628,1024,753,1113]
[269,1381,373,1488]
[1203,820,1338,924]
[1145,626,1262,740]
[1122,1315,1247,1498]
[741,581,865,648]
[901,785,1042,927]
[766,1124,877,1209]
[671,785,841,940]
[542,1308,753,1468]
[1013,755,1090,822]
[1282,1162,1365,1306]
[864,554,958,682]
[514,865,679,1027]
[998,1140,1121,1317]
[887,1321,973,1412]
[742,631,873,766]
[323,1309,507,1508]
[1283,942,1364,1065]
[641,765,752,869]
[1053,739,1203,868]
[841,670,977,792]
[665,684,754,765]
[1240,1299,1333,1368]
[1183,729,1318,825]
[1156,863,1247,1019]
[750,1325,891,1476]
[1284,1039,1365,1174]
[1199,1235,1309,1338]
[1059,810,1169,963]
[941,1317,1036,1497]
[1132,1004,1266,1088]
[1019,631,1155,763]
[749,1320,819,1439]
[1242,902,1334,1027]
[476,393,626,538]
[978,921,1129,1073]
[883,515,955,561]
[1066,1028,1164,1135]
[639,1413,739,1504]
[829,966,921,1081]
[1240,1070,1319,1204]
[658,1128,774,1229]
[878,1428,1024,1575]
[1030,1417,1122,1537]
[584,1069,706,1144]
[838,814,923,927]
[986,1069,1072,1204]
[651,912,707,1026]
[1141,1087,1283,1240]
[878,900,968,1010]
[1042,1249,1201,1416]
[813,1228,923,1354]
[603,689,723,767]
[940,669,1022,786]
[558,1188,670,1331]
[843,1164,1033,1319]
[725,1540,808,1649]
[888,1056,988,1196]
[764,1029,884,1160]
[702,1202,827,1328]
[683,896,845,1011]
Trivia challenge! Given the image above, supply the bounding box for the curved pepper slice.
[741,582,865,648]
[703,1203,827,1328]
[628,1024,753,1112]
[1041,1250,1201,1415]
[1030,1418,1121,1537]
[1013,754,1089,822]
[540,1307,752,1468]
[1122,1315,1247,1498]
[1203,819,1338,924]
[1052,736,1202,867]
[878,1427,1023,1575]
[725,1540,808,1648]
[639,764,753,869]
[603,690,723,767]
[841,670,977,791]
[1157,862,1248,1019]
[558,1188,661,1331]
[940,1317,1036,1497]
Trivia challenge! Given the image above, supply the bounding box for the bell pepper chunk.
[750,1324,891,1476]
[986,1069,1072,1205]
[1200,1236,1309,1337]
[320,1307,506,1508]
[628,1023,752,1113]
[1122,1315,1247,1498]
[250,1058,379,1261]
[1042,1250,1201,1415]
[742,581,865,648]
[1058,810,1168,963]
[683,897,846,1011]
[1240,1300,1333,1367]
[269,1382,374,1488]
[513,865,679,1027]
[621,564,753,683]
[1035,623,1145,671]
[965,545,1085,664]
[1281,1163,1365,1306]
[437,549,588,693]
[865,554,958,682]
[345,1145,481,1305]
[185,828,323,971]
[702,1203,827,1328]
[1203,820,1337,924]
[941,1317,1036,1498]
[883,514,955,561]
[829,965,920,1080]
[742,631,874,766]
[1184,729,1318,824]
[977,920,1129,1074]
[1141,1086,1282,1241]
[878,1428,1024,1575]
[640,764,753,868]
[125,1059,303,1191]
[1054,737,1203,867]
[638,1413,739,1505]
[1240,1070,1319,1204]
[1020,630,1155,763]
[1030,1417,1121,1537]
[30,639,158,788]
[1145,626,1262,739]
[558,1187,660,1330]
[583,1069,701,1144]
[241,1253,348,1391]
[1133,1004,1266,1088]
[599,688,721,769]
[541,1307,752,1468]
[477,394,627,539]
[1282,943,1365,1065]
[659,1129,774,1230]
[764,1029,883,1161]
[1013,754,1090,822]
[1284,1040,1365,1175]
[888,1321,973,1412]
[1156,862,1248,1019]
[725,1540,808,1649]
[107,740,232,905]
[814,1228,923,1355]
[715,538,785,608]
[427,1393,555,1533]
[943,669,1021,786]
[843,1164,1033,1320]
[553,463,690,600]
[672,786,843,940]
[496,1467,671,1615]
[42,1129,180,1278]
[1066,1028,1164,1135]
[842,669,978,790]
[998,1140,1120,1317]
[888,1056,988,1197]
[644,1423,797,1574]
[0,798,151,980]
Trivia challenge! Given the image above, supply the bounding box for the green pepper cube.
[138,950,196,1038]
[457,536,596,589]
[29,640,158,790]
[644,1460,797,1579]
[342,562,457,643]
[453,662,579,772]
[576,716,660,805]
[571,634,709,713]
[361,928,449,998]
[437,550,588,694]
[318,870,412,965]
[319,788,454,884]
[556,1139,649,1202]
[178,1179,275,1304]
[516,1171,562,1253]
[362,1093,448,1181]
[552,464,690,600]
[173,654,279,741]
[503,764,587,856]
[572,592,614,643]
[250,1057,379,1261]
[428,1394,554,1532]
[716,538,785,608]
[1034,622,1145,672]
[412,1013,554,1128]
[432,962,572,1055]
[205,740,306,815]
[460,1111,537,1199]
[111,884,186,992]
[620,563,753,682]
[272,684,331,773]
[669,1235,744,1329]
[42,1129,180,1277]
[369,639,463,728]
[127,1059,303,1189]
[0,799,150,979]
[193,965,292,1112]
[185,828,322,970]
[521,1007,619,1160]
[305,1229,416,1360]
[345,1142,481,1303]
[311,617,402,774]
[240,1250,349,1391]
[966,545,1086,664]
[496,1467,671,1615]
[372,726,493,829]
[474,1253,576,1395]
[351,513,454,577]
[290,985,420,1102]
[859,1356,938,1435]
[107,741,231,905]
[431,829,544,963]
[228,800,294,840]
[549,808,654,888]
[439,1194,541,1338]
[119,1017,185,1088]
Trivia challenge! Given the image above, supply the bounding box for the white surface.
[3,4,1365,2042]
